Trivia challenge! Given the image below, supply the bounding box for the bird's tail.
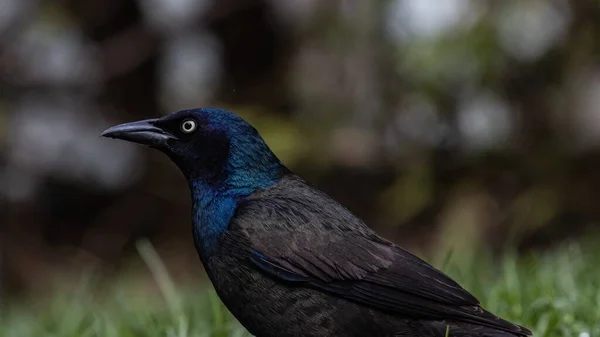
[444,320,532,337]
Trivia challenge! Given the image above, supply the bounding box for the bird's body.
[102,108,532,337]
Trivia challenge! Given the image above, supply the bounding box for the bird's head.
[101,108,285,194]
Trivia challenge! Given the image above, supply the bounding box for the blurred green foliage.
[2,240,598,337]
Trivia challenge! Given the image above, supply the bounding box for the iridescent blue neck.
[191,180,238,259]
[190,163,284,257]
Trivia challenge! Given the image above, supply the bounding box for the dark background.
[2,0,600,300]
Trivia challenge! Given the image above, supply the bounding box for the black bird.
[102,108,532,337]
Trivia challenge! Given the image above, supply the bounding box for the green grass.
[1,240,598,337]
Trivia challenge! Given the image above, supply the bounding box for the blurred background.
[1,0,600,313]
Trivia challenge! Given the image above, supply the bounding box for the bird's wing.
[231,176,529,335]
[245,229,525,334]
[247,227,476,305]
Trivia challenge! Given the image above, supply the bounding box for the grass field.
[1,240,597,337]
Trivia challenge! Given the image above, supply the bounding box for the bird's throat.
[190,180,239,257]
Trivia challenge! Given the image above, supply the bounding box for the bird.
[101,108,532,337]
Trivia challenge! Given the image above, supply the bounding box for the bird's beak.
[101,119,175,147]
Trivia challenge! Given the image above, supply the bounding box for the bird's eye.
[181,119,198,134]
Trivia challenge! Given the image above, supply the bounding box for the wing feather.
[231,175,530,336]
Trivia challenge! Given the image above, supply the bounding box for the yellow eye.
[181,119,198,133]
